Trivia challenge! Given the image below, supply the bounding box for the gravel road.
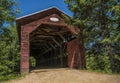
[8,68,120,83]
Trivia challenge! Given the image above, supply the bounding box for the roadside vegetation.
[0,0,20,81]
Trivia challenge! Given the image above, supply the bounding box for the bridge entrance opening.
[29,24,75,70]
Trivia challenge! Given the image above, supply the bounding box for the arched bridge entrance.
[16,7,86,73]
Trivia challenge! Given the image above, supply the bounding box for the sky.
[17,0,73,18]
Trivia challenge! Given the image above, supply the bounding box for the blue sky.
[17,0,73,18]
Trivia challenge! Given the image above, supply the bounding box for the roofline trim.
[16,6,72,20]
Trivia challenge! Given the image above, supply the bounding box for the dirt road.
[8,68,120,83]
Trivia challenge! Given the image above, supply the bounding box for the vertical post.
[60,46,63,67]
[67,38,85,69]
[20,29,29,74]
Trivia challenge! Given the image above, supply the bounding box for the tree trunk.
[77,28,86,69]
[108,45,115,73]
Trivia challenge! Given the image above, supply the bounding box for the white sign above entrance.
[49,17,59,22]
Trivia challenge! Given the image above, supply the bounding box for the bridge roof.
[16,7,70,26]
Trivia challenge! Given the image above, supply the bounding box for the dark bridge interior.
[30,24,75,70]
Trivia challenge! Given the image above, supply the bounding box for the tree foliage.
[65,0,120,73]
[0,25,20,81]
[0,0,18,27]
[0,0,19,81]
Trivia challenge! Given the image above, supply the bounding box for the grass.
[82,69,120,75]
[0,74,21,83]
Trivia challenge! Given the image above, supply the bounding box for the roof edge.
[16,6,72,20]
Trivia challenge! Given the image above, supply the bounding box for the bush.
[86,54,112,73]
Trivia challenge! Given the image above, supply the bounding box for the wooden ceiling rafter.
[30,35,53,41]
[31,35,69,49]
[30,25,68,46]
[57,33,67,43]
[30,32,72,48]
[39,28,62,47]
[30,24,74,52]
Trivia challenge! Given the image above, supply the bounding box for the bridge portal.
[16,7,86,73]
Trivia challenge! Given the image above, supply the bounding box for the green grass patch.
[0,73,21,82]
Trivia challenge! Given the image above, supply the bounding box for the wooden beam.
[40,28,62,47]
[57,33,67,42]
[30,35,53,41]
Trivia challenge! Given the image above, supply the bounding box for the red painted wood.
[20,29,29,73]
[17,8,86,73]
[67,39,81,68]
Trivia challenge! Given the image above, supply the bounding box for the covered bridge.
[16,7,86,73]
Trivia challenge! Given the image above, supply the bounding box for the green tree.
[0,0,19,27]
[0,0,20,81]
[0,25,20,81]
[65,0,120,73]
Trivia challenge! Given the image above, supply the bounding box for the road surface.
[8,68,120,83]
